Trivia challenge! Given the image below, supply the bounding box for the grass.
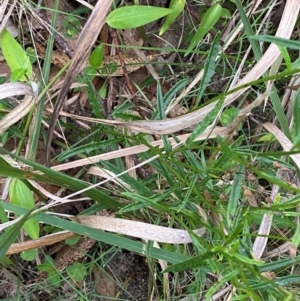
[1,0,300,300]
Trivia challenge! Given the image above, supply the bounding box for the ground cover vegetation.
[1,0,300,300]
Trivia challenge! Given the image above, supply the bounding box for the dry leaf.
[52,126,228,171]
[93,266,116,297]
[6,231,76,255]
[244,188,258,207]
[71,215,206,244]
[0,82,34,98]
[46,0,114,165]
[0,94,36,135]
[263,122,300,169]
[261,271,276,280]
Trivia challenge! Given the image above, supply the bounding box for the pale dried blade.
[46,0,114,164]
[72,215,205,244]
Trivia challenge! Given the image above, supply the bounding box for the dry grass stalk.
[45,0,114,165]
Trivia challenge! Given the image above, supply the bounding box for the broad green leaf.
[257,133,276,142]
[65,236,81,246]
[67,262,87,281]
[11,69,26,82]
[62,15,81,38]
[37,255,61,286]
[221,8,231,20]
[43,254,55,266]
[89,43,104,69]
[97,62,118,76]
[37,263,54,273]
[0,203,8,223]
[99,83,107,98]
[185,3,222,56]
[26,47,37,64]
[82,66,97,80]
[159,0,185,35]
[106,5,172,29]
[9,179,39,239]
[0,209,33,259]
[1,28,32,81]
[47,271,61,287]
[21,249,38,261]
[220,107,239,127]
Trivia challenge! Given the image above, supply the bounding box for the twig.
[106,76,114,117]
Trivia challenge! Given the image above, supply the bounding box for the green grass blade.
[185,96,224,146]
[156,82,164,119]
[0,149,122,210]
[163,250,214,273]
[0,155,54,183]
[235,0,262,60]
[57,138,122,161]
[152,79,188,120]
[29,0,60,162]
[252,168,300,194]
[0,209,33,258]
[159,0,185,35]
[185,3,222,56]
[205,269,240,300]
[292,88,300,147]
[260,255,300,272]
[235,0,290,137]
[196,31,221,106]
[227,164,245,229]
[0,203,8,223]
[251,35,300,50]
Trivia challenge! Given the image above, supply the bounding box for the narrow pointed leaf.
[185,3,222,56]
[196,31,221,105]
[0,210,33,258]
[159,0,185,35]
[185,96,224,146]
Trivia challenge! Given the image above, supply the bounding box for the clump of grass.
[1,0,300,300]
